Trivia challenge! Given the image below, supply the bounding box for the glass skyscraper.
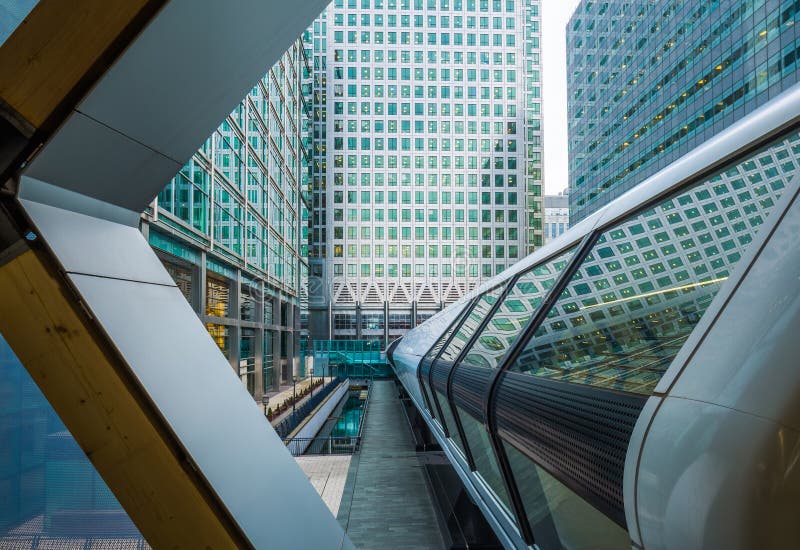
[567,0,800,221]
[142,39,311,397]
[305,0,544,346]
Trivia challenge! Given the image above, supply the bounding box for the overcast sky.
[541,0,581,195]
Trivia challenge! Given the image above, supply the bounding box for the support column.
[272,312,282,388]
[254,279,265,398]
[199,250,207,317]
[287,301,297,380]
[254,328,264,399]
[230,269,241,380]
[327,300,333,340]
[355,301,362,340]
[383,300,390,346]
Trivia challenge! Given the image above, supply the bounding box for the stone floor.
[336,380,444,550]
[294,455,352,517]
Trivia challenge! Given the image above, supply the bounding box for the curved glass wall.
[433,286,506,457]
[402,122,800,548]
[419,302,472,424]
[491,130,800,545]
[507,132,796,394]
[439,286,507,365]
[456,405,513,515]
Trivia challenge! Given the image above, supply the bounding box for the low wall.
[286,379,349,455]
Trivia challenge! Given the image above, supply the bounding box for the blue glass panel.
[0,334,147,546]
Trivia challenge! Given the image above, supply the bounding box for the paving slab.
[295,455,352,517]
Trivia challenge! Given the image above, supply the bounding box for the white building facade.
[306,0,543,346]
[543,192,569,243]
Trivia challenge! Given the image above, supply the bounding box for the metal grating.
[450,364,493,421]
[495,371,646,526]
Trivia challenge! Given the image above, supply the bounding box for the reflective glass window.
[504,441,628,549]
[433,387,466,454]
[439,284,506,363]
[461,249,575,370]
[432,284,507,494]
[432,287,505,446]
[206,275,230,317]
[457,405,513,515]
[508,133,795,394]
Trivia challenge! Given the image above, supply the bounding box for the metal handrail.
[283,381,373,456]
[283,435,361,456]
[354,380,372,443]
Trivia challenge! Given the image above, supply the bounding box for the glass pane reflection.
[457,406,512,517]
[420,304,471,419]
[439,285,506,363]
[434,388,466,454]
[509,132,796,394]
[504,441,628,550]
[461,249,575,370]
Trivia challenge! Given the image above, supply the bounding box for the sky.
[541,0,582,195]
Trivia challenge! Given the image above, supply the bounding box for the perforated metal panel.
[451,364,493,421]
[495,371,646,526]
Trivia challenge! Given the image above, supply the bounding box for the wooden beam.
[0,247,250,548]
[0,0,161,129]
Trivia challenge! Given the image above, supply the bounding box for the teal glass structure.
[568,0,800,221]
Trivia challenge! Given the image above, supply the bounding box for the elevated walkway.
[337,380,444,549]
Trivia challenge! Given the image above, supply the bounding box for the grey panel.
[636,397,800,550]
[24,112,181,212]
[622,395,660,547]
[667,189,800,430]
[495,373,646,528]
[18,177,140,226]
[69,273,348,549]
[78,0,329,167]
[20,198,175,286]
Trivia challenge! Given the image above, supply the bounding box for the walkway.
[337,380,444,550]
[295,455,352,518]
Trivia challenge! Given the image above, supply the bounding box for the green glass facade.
[143,39,311,397]
[568,0,800,221]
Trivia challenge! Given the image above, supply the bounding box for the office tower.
[142,39,311,397]
[305,0,544,346]
[567,0,800,221]
[543,191,569,243]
